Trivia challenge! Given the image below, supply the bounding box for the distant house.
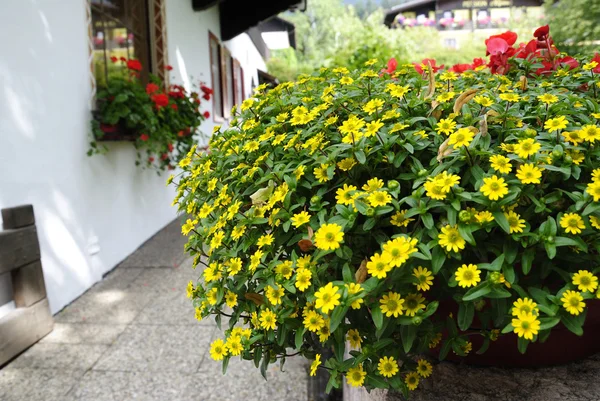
[0,0,300,317]
[384,0,544,43]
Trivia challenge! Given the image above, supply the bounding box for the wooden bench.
[0,205,53,366]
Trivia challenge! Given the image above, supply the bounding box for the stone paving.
[0,220,308,401]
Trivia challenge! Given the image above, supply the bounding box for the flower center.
[463,271,473,281]
[490,182,500,190]
[387,300,398,310]
[570,298,580,307]
[326,232,335,241]
[521,321,530,330]
[322,293,331,302]
[406,299,417,308]
[581,277,591,285]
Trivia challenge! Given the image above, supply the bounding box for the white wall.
[0,0,178,314]
[225,33,267,98]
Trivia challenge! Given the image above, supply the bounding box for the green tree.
[545,0,600,55]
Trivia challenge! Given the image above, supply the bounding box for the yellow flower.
[367,252,393,279]
[209,338,228,360]
[448,127,475,148]
[499,93,520,102]
[516,163,543,184]
[225,291,238,308]
[257,233,274,247]
[590,215,600,230]
[512,297,538,317]
[560,212,585,234]
[490,154,512,174]
[475,211,494,224]
[544,116,568,132]
[362,177,385,192]
[337,157,357,171]
[367,190,392,207]
[186,281,194,299]
[347,329,362,349]
[440,71,458,81]
[391,210,414,227]
[515,138,541,159]
[310,354,321,376]
[240,98,255,111]
[346,365,367,387]
[314,223,344,250]
[580,125,600,142]
[182,218,198,235]
[313,164,332,183]
[413,266,434,291]
[403,293,426,316]
[587,181,600,202]
[583,61,599,70]
[416,359,433,378]
[303,310,325,332]
[405,372,420,391]
[365,119,384,137]
[436,118,457,135]
[336,184,358,205]
[436,91,456,103]
[363,99,385,115]
[573,270,598,292]
[346,283,364,309]
[537,93,558,104]
[231,225,246,241]
[380,291,404,317]
[438,171,461,191]
[265,285,285,305]
[382,236,418,267]
[505,211,525,233]
[561,290,585,315]
[210,231,225,250]
[455,264,481,288]
[429,332,442,348]
[259,309,277,330]
[511,313,540,340]
[480,175,509,201]
[474,95,494,107]
[340,76,354,85]
[387,83,410,98]
[314,282,341,314]
[438,225,466,253]
[378,356,399,378]
[424,180,448,200]
[291,211,311,228]
[295,268,312,292]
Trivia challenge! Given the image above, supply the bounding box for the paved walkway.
[0,220,307,401]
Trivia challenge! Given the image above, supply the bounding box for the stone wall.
[344,354,600,401]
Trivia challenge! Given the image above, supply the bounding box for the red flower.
[202,93,211,101]
[533,25,549,40]
[472,58,486,68]
[167,143,174,152]
[148,156,155,163]
[140,133,149,141]
[200,85,213,95]
[203,111,210,119]
[450,63,472,74]
[100,124,117,133]
[161,153,169,161]
[194,98,201,105]
[166,65,173,71]
[151,93,169,108]
[592,53,600,73]
[146,83,160,94]
[126,59,142,71]
[382,58,398,75]
[110,56,118,63]
[413,59,444,74]
[177,130,185,137]
[120,57,126,62]
[486,31,517,48]
[170,104,178,110]
[486,37,509,56]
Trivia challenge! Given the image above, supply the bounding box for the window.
[221,47,234,119]
[209,32,223,121]
[233,59,245,106]
[90,0,167,88]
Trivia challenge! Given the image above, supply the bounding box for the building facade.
[0,0,298,316]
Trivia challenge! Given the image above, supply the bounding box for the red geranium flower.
[161,153,169,161]
[167,143,174,152]
[203,111,210,119]
[126,59,142,71]
[177,131,185,137]
[152,93,169,108]
[170,104,178,110]
[140,133,149,141]
[413,58,444,74]
[383,58,398,75]
[110,56,118,63]
[165,65,173,71]
[194,98,201,105]
[148,156,155,163]
[200,85,213,95]
[120,57,126,62]
[533,25,549,40]
[146,83,159,94]
[592,53,600,73]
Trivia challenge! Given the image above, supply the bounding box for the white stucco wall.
[225,33,268,98]
[0,0,177,314]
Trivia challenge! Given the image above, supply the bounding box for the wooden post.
[0,204,53,367]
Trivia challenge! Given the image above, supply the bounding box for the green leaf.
[325,371,338,394]
[400,324,417,354]
[113,93,128,103]
[458,224,476,246]
[431,246,446,274]
[363,218,376,231]
[457,302,475,331]
[554,236,588,252]
[295,328,306,350]
[583,202,600,216]
[222,357,230,374]
[355,150,366,164]
[329,306,348,333]
[538,317,560,331]
[493,210,511,234]
[372,306,383,330]
[421,213,434,229]
[366,375,390,389]
[517,337,529,354]
[253,346,262,368]
[342,264,352,283]
[334,329,345,361]
[476,337,490,354]
[521,248,535,275]
[561,312,584,336]
[544,242,557,259]
[463,282,491,301]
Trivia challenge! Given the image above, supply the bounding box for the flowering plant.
[174,26,600,396]
[89,58,212,172]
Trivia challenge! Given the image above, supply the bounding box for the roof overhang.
[384,0,436,26]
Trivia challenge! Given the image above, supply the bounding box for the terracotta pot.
[436,299,600,368]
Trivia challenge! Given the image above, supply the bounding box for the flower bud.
[411,316,423,325]
[366,207,375,217]
[475,299,486,311]
[459,210,473,223]
[387,180,400,190]
[547,236,554,243]
[310,195,321,205]
[417,169,429,177]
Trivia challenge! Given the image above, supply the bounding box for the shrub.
[89,59,211,172]
[174,26,600,396]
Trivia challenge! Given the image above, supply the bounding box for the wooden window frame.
[208,31,224,123]
[232,58,245,106]
[220,46,233,119]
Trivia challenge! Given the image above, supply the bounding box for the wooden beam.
[12,261,47,308]
[2,205,35,230]
[0,226,41,275]
[191,0,221,11]
[0,298,53,367]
